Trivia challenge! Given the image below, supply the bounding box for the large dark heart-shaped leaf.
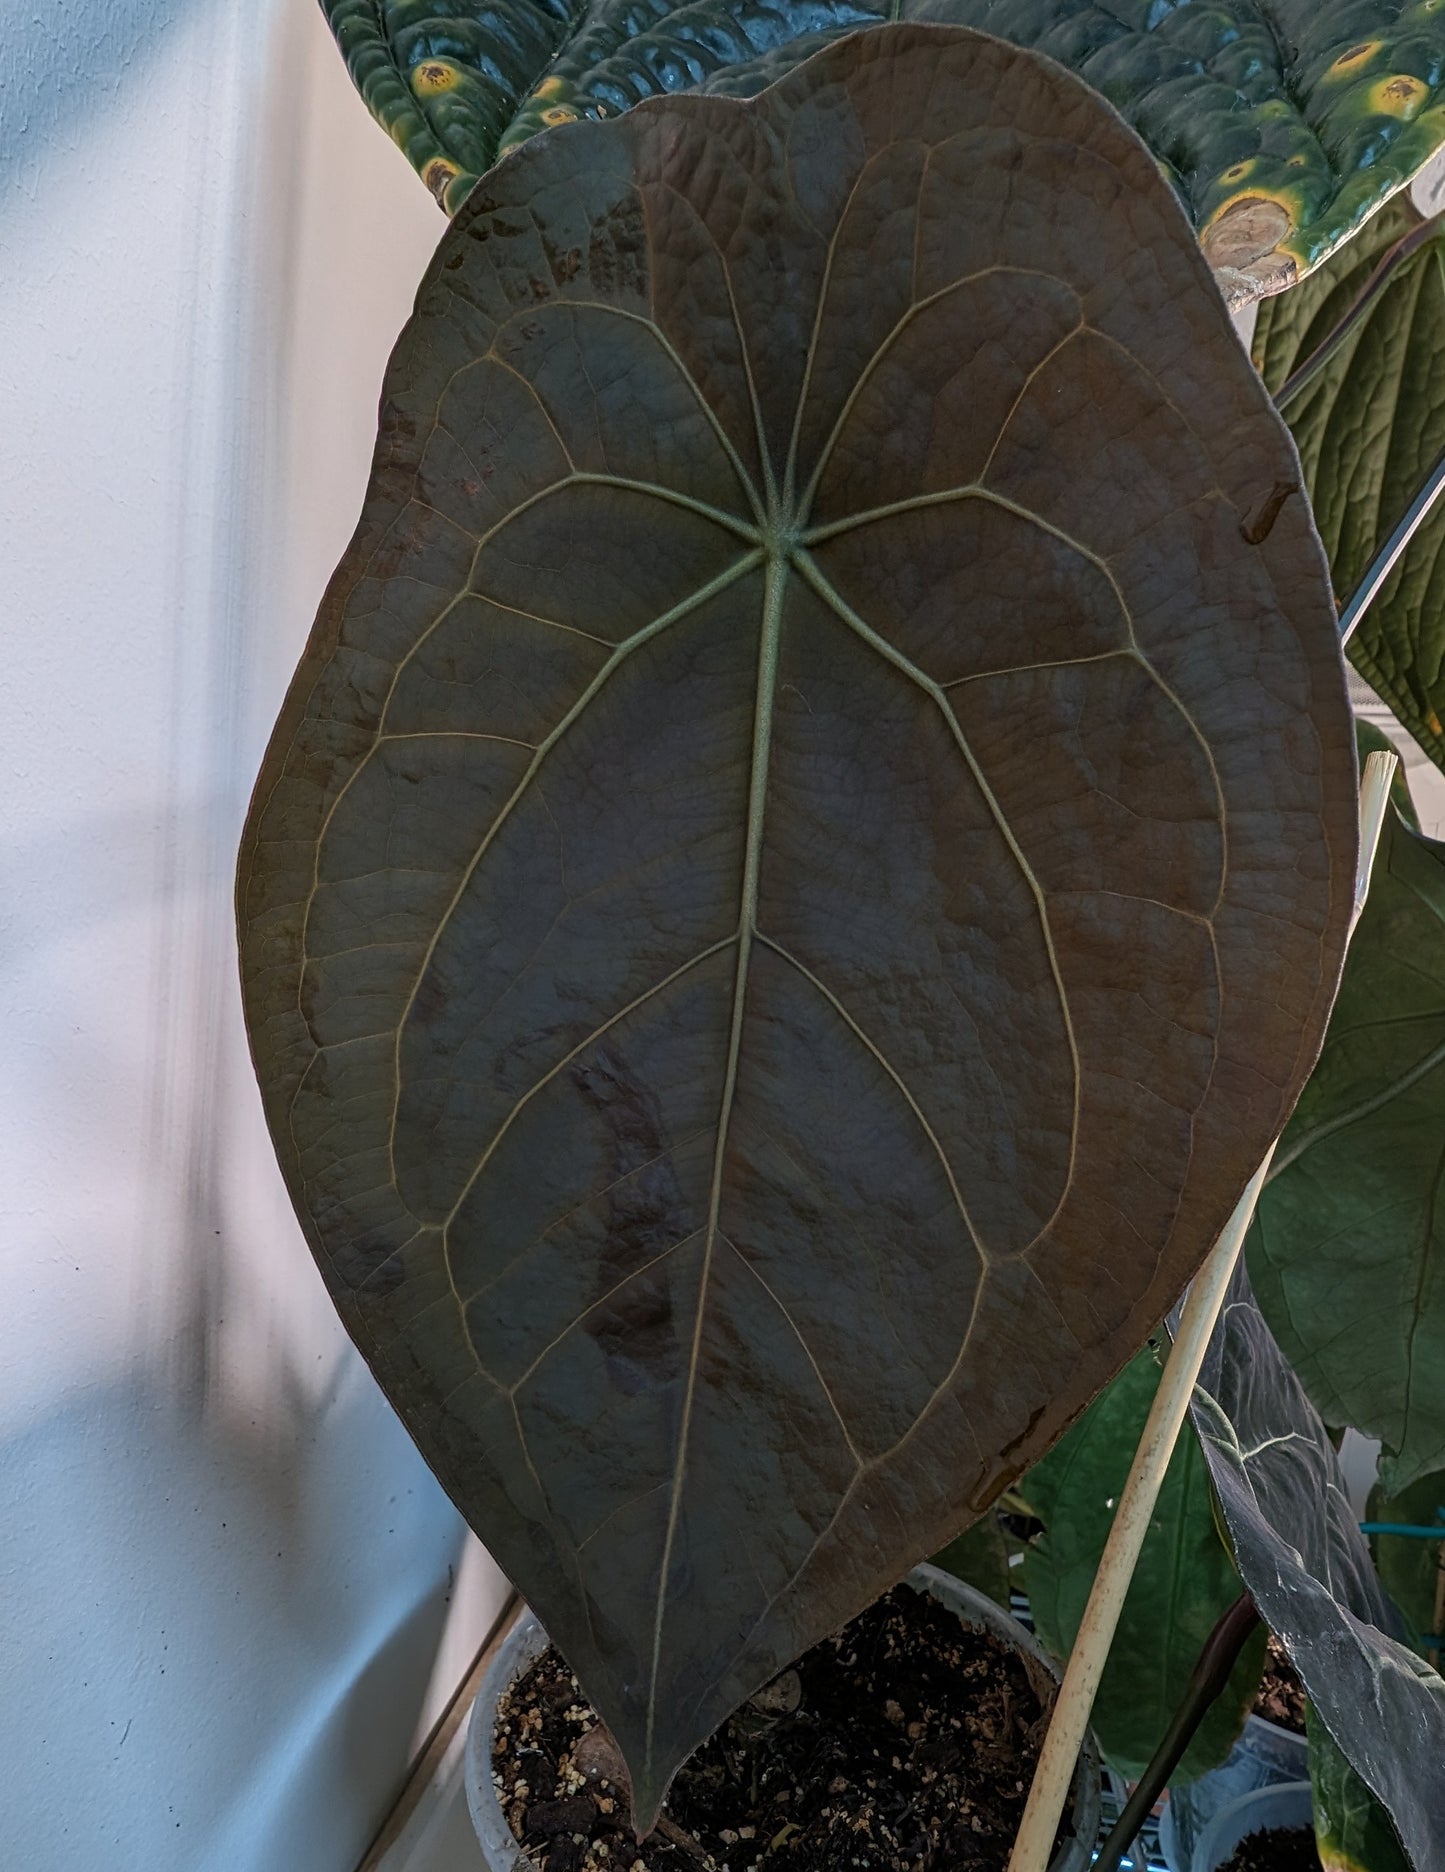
[1191,1266,1445,1871]
[239,25,1356,1819]
[1020,1349,1263,1782]
[1249,785,1445,1493]
[1254,197,1445,773]
[324,0,1445,302]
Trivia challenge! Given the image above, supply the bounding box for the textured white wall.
[0,4,505,1868]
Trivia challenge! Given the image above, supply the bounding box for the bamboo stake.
[1006,749,1398,1872]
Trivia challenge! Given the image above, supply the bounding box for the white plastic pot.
[1190,1781,1314,1872]
[464,1562,1103,1871]
[1158,1712,1308,1871]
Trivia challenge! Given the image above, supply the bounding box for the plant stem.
[1092,1595,1261,1872]
[1004,751,1398,1872]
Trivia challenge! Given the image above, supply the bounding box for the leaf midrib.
[645,546,790,1781]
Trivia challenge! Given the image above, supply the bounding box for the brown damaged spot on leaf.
[1240,481,1300,545]
[1203,197,1300,310]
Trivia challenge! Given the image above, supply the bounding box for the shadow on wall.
[0,782,470,1868]
[0,1360,464,1872]
[0,0,213,209]
[0,4,486,1866]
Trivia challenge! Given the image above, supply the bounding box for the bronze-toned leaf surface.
[239,25,1356,1821]
[324,0,1445,303]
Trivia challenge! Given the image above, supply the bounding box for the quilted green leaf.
[1248,786,1445,1494]
[1020,1348,1264,1783]
[1254,197,1445,773]
[239,25,1355,1821]
[323,0,1445,300]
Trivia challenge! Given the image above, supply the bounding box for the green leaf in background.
[1367,1468,1445,1664]
[932,1509,1017,1609]
[1312,1717,1414,1872]
[1249,786,1445,1494]
[1020,1348,1265,1782]
[324,0,1445,302]
[1191,1263,1445,1871]
[1254,198,1445,773]
[238,25,1356,1824]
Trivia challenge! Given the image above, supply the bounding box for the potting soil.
[1252,1636,1307,1735]
[1217,1823,1318,1871]
[490,1584,1076,1872]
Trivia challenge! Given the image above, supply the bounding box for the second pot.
[1159,1711,1308,1871]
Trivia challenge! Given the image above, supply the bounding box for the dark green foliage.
[931,1511,1016,1608]
[1250,784,1445,1493]
[1367,1468,1445,1660]
[1020,1349,1263,1783]
[1192,1265,1445,1870]
[1312,1717,1414,1872]
[1255,198,1445,774]
[323,0,1445,298]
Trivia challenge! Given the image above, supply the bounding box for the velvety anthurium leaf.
[1018,1348,1264,1783]
[1248,783,1445,1494]
[1367,1468,1445,1661]
[1312,1715,1414,1872]
[323,0,1445,302]
[1191,1265,1445,1871]
[239,25,1356,1823]
[1254,197,1445,773]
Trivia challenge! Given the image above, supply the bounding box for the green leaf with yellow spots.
[325,0,1445,304]
[1254,195,1445,774]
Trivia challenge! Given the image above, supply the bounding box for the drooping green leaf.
[931,1509,1016,1608]
[1312,1717,1414,1872]
[1254,197,1445,774]
[1248,793,1445,1493]
[1019,1348,1264,1782]
[239,25,1356,1822]
[1191,1264,1445,1871]
[1367,1468,1445,1660]
[324,0,1445,302]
